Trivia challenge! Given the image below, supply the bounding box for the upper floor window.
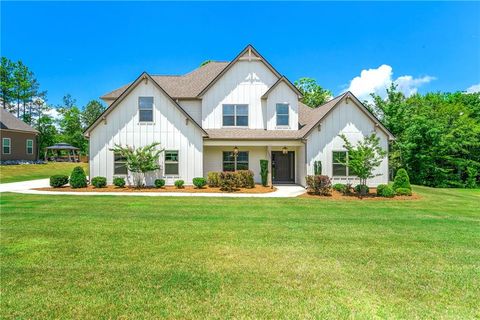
[139,97,153,122]
[164,150,179,175]
[276,103,289,127]
[2,138,11,154]
[26,139,33,155]
[223,104,248,127]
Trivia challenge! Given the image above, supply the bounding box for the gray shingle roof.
[0,108,38,133]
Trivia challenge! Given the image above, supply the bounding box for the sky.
[1,1,479,109]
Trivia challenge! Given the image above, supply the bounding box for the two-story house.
[84,45,394,187]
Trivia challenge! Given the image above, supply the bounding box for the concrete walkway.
[0,179,306,198]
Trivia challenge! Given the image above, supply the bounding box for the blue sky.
[2,1,479,107]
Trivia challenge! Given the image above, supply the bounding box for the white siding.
[89,80,204,186]
[305,100,389,187]
[177,99,202,124]
[266,81,299,130]
[202,60,278,129]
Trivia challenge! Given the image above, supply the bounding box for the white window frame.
[164,150,179,176]
[2,138,11,154]
[276,103,290,128]
[26,139,34,155]
[222,104,249,127]
[138,96,154,123]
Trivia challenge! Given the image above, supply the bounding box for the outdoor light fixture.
[233,146,239,155]
[282,146,288,154]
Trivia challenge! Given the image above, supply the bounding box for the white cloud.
[466,83,480,93]
[345,64,435,102]
[45,107,60,120]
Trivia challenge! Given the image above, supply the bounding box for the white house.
[84,45,394,187]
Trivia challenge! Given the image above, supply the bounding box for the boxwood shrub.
[50,175,69,188]
[393,169,411,191]
[174,180,184,189]
[113,177,126,188]
[192,177,207,189]
[69,166,87,188]
[395,187,412,196]
[154,179,166,188]
[376,184,395,198]
[91,176,107,188]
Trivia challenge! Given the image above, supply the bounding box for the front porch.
[203,140,306,187]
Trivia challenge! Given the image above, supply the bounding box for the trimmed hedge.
[154,179,166,188]
[70,166,87,188]
[91,176,107,188]
[236,170,255,188]
[193,177,207,189]
[305,175,332,196]
[219,172,238,192]
[174,180,184,189]
[377,184,395,198]
[396,187,412,196]
[393,169,411,191]
[50,175,69,188]
[207,172,220,187]
[113,177,126,188]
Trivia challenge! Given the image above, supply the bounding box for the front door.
[272,151,295,183]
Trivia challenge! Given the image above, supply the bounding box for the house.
[85,45,394,187]
[0,108,38,162]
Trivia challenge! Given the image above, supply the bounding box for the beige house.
[0,108,38,162]
[85,45,394,186]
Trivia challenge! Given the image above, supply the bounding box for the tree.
[200,60,213,67]
[57,95,87,154]
[36,114,58,159]
[294,77,332,108]
[340,133,387,196]
[81,100,105,129]
[0,57,15,110]
[110,142,164,187]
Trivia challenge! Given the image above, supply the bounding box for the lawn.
[1,187,479,318]
[0,162,88,183]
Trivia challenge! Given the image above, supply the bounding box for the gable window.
[114,153,128,175]
[276,103,289,127]
[26,139,34,155]
[223,151,249,171]
[164,150,179,175]
[332,151,357,176]
[222,104,248,127]
[2,138,11,154]
[139,97,154,122]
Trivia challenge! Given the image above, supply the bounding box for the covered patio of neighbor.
[44,143,80,162]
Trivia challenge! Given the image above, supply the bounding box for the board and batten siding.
[177,99,202,124]
[304,99,389,187]
[265,81,299,130]
[89,80,204,186]
[202,60,278,129]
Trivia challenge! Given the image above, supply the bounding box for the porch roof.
[204,129,302,140]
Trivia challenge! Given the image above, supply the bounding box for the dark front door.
[272,151,295,183]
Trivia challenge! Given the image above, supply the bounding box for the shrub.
[69,166,87,188]
[332,183,347,194]
[260,160,269,187]
[154,178,166,188]
[465,167,478,189]
[113,177,126,188]
[207,171,221,187]
[193,177,207,189]
[313,160,322,175]
[305,175,332,196]
[395,187,412,196]
[92,176,107,188]
[174,180,184,189]
[377,184,395,198]
[220,172,238,192]
[354,184,370,195]
[393,169,411,191]
[237,170,254,188]
[50,175,69,188]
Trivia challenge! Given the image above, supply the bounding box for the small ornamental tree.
[314,161,322,175]
[110,142,164,188]
[260,159,269,187]
[340,133,387,197]
[392,168,411,191]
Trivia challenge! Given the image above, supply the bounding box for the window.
[114,153,128,175]
[26,139,33,155]
[223,151,249,171]
[332,151,356,176]
[222,104,248,127]
[276,103,289,127]
[164,150,179,175]
[2,138,11,154]
[139,97,153,122]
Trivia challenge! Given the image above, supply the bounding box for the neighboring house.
[85,45,394,187]
[0,108,38,161]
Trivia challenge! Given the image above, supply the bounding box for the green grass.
[1,186,479,318]
[0,162,88,183]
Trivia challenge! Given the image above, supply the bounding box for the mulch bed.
[298,189,420,200]
[35,184,277,194]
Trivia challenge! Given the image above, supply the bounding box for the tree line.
[1,57,106,157]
